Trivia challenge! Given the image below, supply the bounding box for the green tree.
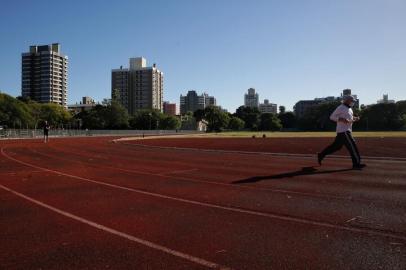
[278,111,297,129]
[38,103,72,128]
[104,101,129,129]
[193,109,205,122]
[359,103,404,130]
[396,101,406,115]
[79,105,107,129]
[228,116,245,130]
[77,101,129,129]
[298,101,341,131]
[204,106,230,132]
[279,106,286,114]
[130,109,163,130]
[0,93,34,128]
[259,113,282,131]
[235,106,260,130]
[159,115,181,130]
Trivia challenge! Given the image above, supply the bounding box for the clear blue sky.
[1,0,405,112]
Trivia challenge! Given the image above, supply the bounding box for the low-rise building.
[377,94,395,104]
[259,99,277,114]
[68,96,97,114]
[294,89,360,118]
[294,99,326,118]
[163,101,177,116]
[180,90,216,114]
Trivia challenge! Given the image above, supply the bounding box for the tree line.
[191,101,406,132]
[1,92,405,131]
[296,100,406,131]
[0,93,180,130]
[0,93,71,129]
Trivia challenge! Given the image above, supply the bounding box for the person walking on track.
[43,121,50,143]
[318,95,366,170]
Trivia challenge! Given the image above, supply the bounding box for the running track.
[0,137,405,269]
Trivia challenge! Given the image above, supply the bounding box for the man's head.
[342,95,355,107]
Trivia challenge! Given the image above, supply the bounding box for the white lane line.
[121,142,406,162]
[2,147,406,241]
[0,183,230,270]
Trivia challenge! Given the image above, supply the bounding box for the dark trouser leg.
[343,131,361,165]
[320,133,345,158]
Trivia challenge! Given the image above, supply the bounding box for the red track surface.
[1,136,405,269]
[132,137,406,158]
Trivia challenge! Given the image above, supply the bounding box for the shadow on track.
[233,166,354,184]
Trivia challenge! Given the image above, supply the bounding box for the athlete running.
[318,95,366,170]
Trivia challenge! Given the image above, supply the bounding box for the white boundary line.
[0,183,230,270]
[2,146,406,241]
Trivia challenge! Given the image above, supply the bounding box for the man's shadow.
[232,166,353,184]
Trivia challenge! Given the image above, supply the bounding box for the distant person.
[43,121,50,143]
[317,95,366,170]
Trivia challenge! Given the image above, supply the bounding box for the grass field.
[199,131,406,138]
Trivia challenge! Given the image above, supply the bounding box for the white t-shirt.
[330,104,354,133]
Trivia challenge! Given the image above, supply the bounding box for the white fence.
[0,129,201,139]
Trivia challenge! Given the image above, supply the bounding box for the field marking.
[119,142,406,162]
[0,183,231,270]
[2,146,406,241]
[27,146,379,204]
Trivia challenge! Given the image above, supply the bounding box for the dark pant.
[320,131,361,165]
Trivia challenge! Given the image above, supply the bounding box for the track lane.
[0,188,210,270]
[126,136,406,159]
[3,144,406,237]
[40,140,406,201]
[2,137,406,269]
[29,141,406,205]
[1,156,405,270]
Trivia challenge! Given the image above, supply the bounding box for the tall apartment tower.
[244,88,259,108]
[112,57,163,115]
[22,43,68,107]
[111,66,129,110]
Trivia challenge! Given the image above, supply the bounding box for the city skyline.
[1,0,406,112]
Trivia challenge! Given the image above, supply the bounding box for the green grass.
[196,131,406,138]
